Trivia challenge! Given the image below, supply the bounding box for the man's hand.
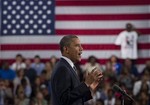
[85,67,103,90]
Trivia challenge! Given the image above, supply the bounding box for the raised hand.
[85,67,103,91]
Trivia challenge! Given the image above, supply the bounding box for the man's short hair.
[34,55,40,59]
[59,35,78,53]
[16,54,22,58]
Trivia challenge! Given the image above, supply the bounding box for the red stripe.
[56,0,150,6]
[56,28,150,35]
[1,43,150,50]
[1,58,149,65]
[56,14,150,21]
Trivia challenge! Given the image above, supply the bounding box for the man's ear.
[63,46,69,54]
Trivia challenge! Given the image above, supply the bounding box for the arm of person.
[115,32,123,45]
[52,66,92,105]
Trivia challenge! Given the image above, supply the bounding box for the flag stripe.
[1,43,150,50]
[56,14,150,21]
[56,0,150,6]
[56,6,149,14]
[56,20,149,29]
[56,28,150,35]
[1,50,149,59]
[1,35,150,44]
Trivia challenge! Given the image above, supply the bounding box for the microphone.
[112,84,135,102]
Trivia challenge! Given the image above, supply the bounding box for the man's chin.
[77,58,81,62]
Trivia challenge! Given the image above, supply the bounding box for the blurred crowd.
[0,54,150,105]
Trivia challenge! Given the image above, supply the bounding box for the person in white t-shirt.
[115,23,138,59]
[11,54,26,71]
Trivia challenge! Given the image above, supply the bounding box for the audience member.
[103,61,117,84]
[118,66,134,90]
[104,89,115,105]
[145,60,150,71]
[40,70,49,85]
[124,58,139,80]
[84,55,103,73]
[13,69,30,96]
[3,80,14,104]
[0,62,16,81]
[44,61,53,80]
[133,72,150,97]
[50,55,57,68]
[31,55,45,76]
[21,78,32,98]
[40,84,51,105]
[137,82,149,105]
[31,76,41,98]
[109,55,122,75]
[115,23,139,60]
[24,58,37,85]
[34,91,48,105]
[11,54,26,71]
[0,79,13,105]
[15,90,30,105]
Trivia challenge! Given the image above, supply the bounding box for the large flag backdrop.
[0,0,150,72]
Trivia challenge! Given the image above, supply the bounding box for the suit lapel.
[60,58,80,82]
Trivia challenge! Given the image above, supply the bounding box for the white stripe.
[56,5,150,14]
[56,20,150,29]
[1,35,150,44]
[1,50,61,59]
[0,36,63,44]
[1,50,150,59]
[79,35,150,44]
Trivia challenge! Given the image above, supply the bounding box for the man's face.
[16,56,22,62]
[66,38,83,63]
[126,23,132,32]
[34,58,40,63]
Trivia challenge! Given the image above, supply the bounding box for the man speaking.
[51,35,103,105]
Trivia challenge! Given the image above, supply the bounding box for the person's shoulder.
[9,68,16,73]
[31,63,35,66]
[132,31,138,35]
[53,59,67,70]
[134,80,142,85]
[119,30,127,35]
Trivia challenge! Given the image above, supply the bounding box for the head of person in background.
[145,60,150,72]
[126,23,134,32]
[16,68,25,78]
[124,58,133,68]
[34,55,41,64]
[35,91,47,105]
[109,55,119,64]
[15,54,24,64]
[0,79,6,90]
[44,61,53,80]
[88,55,98,66]
[25,58,32,69]
[50,55,57,68]
[2,62,10,70]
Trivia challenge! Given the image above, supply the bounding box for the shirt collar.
[61,56,74,68]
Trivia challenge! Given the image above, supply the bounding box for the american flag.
[0,0,150,72]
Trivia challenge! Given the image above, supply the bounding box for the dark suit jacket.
[51,58,92,105]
